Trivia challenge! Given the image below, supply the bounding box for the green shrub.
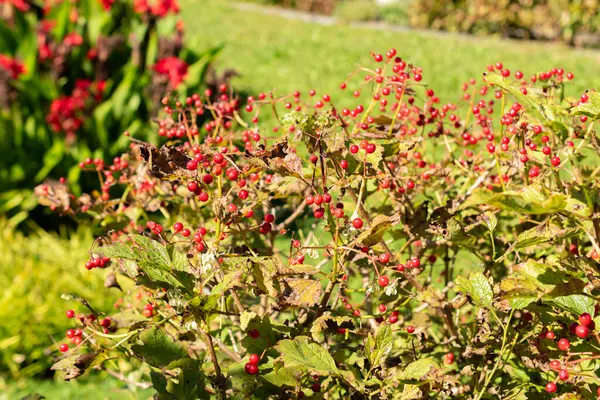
[36,42,600,398]
[411,0,600,46]
[378,1,410,25]
[335,0,379,23]
[0,221,120,379]
[0,0,221,221]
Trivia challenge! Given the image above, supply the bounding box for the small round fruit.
[66,310,75,319]
[248,353,260,365]
[579,313,592,327]
[545,382,557,393]
[558,369,569,381]
[406,326,415,334]
[59,344,69,353]
[244,362,259,375]
[352,218,364,229]
[248,329,260,339]
[378,253,390,264]
[575,324,589,339]
[557,338,570,351]
[444,353,455,364]
[378,276,390,287]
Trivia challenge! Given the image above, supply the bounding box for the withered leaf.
[246,141,304,177]
[51,351,107,380]
[139,145,195,181]
[278,278,321,307]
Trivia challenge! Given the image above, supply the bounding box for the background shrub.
[0,0,221,224]
[411,0,600,47]
[0,220,120,379]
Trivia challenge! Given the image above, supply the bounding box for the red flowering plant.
[37,48,600,398]
[0,0,223,222]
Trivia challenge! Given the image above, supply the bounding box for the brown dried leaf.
[278,278,321,307]
[139,145,195,181]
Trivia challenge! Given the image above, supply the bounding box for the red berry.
[59,344,69,353]
[575,324,589,339]
[66,310,75,318]
[406,326,415,334]
[244,362,259,375]
[378,276,389,287]
[248,353,260,365]
[557,338,570,351]
[444,352,455,364]
[249,329,260,338]
[378,253,390,263]
[173,222,183,232]
[558,369,569,381]
[545,382,557,393]
[352,218,363,229]
[579,313,592,326]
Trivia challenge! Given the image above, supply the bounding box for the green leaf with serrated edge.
[311,314,354,342]
[515,224,582,250]
[92,242,138,260]
[398,384,422,400]
[445,218,478,255]
[130,234,186,271]
[482,211,497,233]
[228,361,257,395]
[398,358,439,381]
[545,294,594,316]
[455,272,493,308]
[485,73,569,135]
[571,92,600,120]
[366,323,393,369]
[51,351,107,381]
[130,326,187,368]
[223,256,279,296]
[507,296,536,310]
[354,213,401,247]
[240,311,258,331]
[463,183,567,214]
[275,336,340,374]
[261,366,301,388]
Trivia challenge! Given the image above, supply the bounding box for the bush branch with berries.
[37,48,600,399]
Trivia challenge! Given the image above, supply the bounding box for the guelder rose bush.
[38,49,600,399]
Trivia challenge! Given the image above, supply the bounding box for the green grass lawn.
[183,0,600,116]
[0,378,153,400]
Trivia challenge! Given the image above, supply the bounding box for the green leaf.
[398,358,439,381]
[485,73,569,136]
[51,351,107,380]
[131,326,188,368]
[463,183,567,214]
[571,92,600,121]
[455,272,493,308]
[481,211,497,233]
[261,366,300,388]
[365,323,393,369]
[398,385,423,399]
[354,213,401,247]
[444,218,479,255]
[515,224,582,250]
[275,336,340,374]
[546,294,594,316]
[92,243,139,260]
[34,140,65,182]
[240,311,258,331]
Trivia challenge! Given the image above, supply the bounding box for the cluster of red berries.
[542,313,596,393]
[84,256,111,270]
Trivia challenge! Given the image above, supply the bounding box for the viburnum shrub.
[0,0,221,200]
[38,50,600,399]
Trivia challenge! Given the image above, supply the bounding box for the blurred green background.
[1,0,599,398]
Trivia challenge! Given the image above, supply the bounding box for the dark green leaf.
[131,326,188,368]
